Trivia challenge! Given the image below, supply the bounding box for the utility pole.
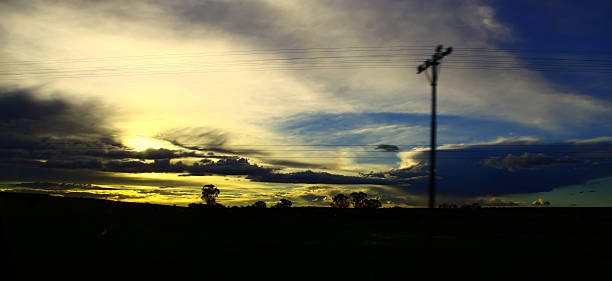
[417,45,452,208]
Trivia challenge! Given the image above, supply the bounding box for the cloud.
[0,87,116,138]
[11,181,118,191]
[305,185,335,192]
[0,87,133,167]
[476,197,520,207]
[375,144,399,152]
[531,198,551,206]
[98,157,274,176]
[386,137,612,196]
[1,181,142,201]
[262,159,329,169]
[483,153,585,172]
[0,163,201,188]
[297,194,327,203]
[2,89,609,201]
[0,88,331,180]
[0,88,277,177]
[1,1,611,206]
[0,87,121,151]
[44,158,104,170]
[5,0,611,134]
[247,170,399,185]
[137,148,196,159]
[156,127,266,156]
[184,157,273,176]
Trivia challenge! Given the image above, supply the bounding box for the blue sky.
[493,0,612,100]
[0,0,610,207]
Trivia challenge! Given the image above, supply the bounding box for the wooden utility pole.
[417,45,452,208]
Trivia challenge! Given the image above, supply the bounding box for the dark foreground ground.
[1,192,612,279]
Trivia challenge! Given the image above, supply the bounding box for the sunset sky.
[1,0,611,207]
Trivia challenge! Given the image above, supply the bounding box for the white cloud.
[1,0,609,153]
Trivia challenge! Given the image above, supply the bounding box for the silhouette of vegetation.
[272,199,292,208]
[439,203,458,208]
[201,184,220,206]
[362,198,382,209]
[188,202,204,208]
[331,192,382,209]
[331,194,351,208]
[251,201,267,208]
[349,192,368,208]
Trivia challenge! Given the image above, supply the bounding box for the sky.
[1,0,611,207]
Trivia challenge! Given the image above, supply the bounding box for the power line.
[3,47,612,80]
[2,64,611,80]
[2,44,610,64]
[2,49,611,69]
[3,59,612,76]
[2,65,611,81]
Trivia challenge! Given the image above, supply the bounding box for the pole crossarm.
[416,44,452,209]
[417,45,452,75]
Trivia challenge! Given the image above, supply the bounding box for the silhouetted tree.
[201,184,220,206]
[331,194,351,208]
[272,199,292,208]
[362,198,382,209]
[439,203,458,208]
[188,202,204,208]
[349,192,368,208]
[252,201,267,208]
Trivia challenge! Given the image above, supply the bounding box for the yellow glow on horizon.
[124,135,170,151]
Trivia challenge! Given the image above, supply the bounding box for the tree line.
[190,185,382,209]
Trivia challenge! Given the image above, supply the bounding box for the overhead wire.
[2,45,612,80]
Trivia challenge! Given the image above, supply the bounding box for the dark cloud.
[305,185,335,192]
[135,188,194,197]
[297,194,327,202]
[380,139,612,196]
[0,88,268,180]
[0,87,115,138]
[482,153,586,172]
[100,157,274,176]
[0,188,143,201]
[11,181,118,191]
[0,163,196,188]
[157,127,266,156]
[247,170,398,185]
[263,159,329,169]
[84,147,216,160]
[1,181,141,201]
[184,157,273,176]
[58,191,142,200]
[102,160,184,173]
[44,158,104,170]
[361,165,427,181]
[0,87,123,162]
[476,198,520,207]
[88,148,200,160]
[375,144,399,152]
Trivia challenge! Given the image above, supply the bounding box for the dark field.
[1,192,611,278]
